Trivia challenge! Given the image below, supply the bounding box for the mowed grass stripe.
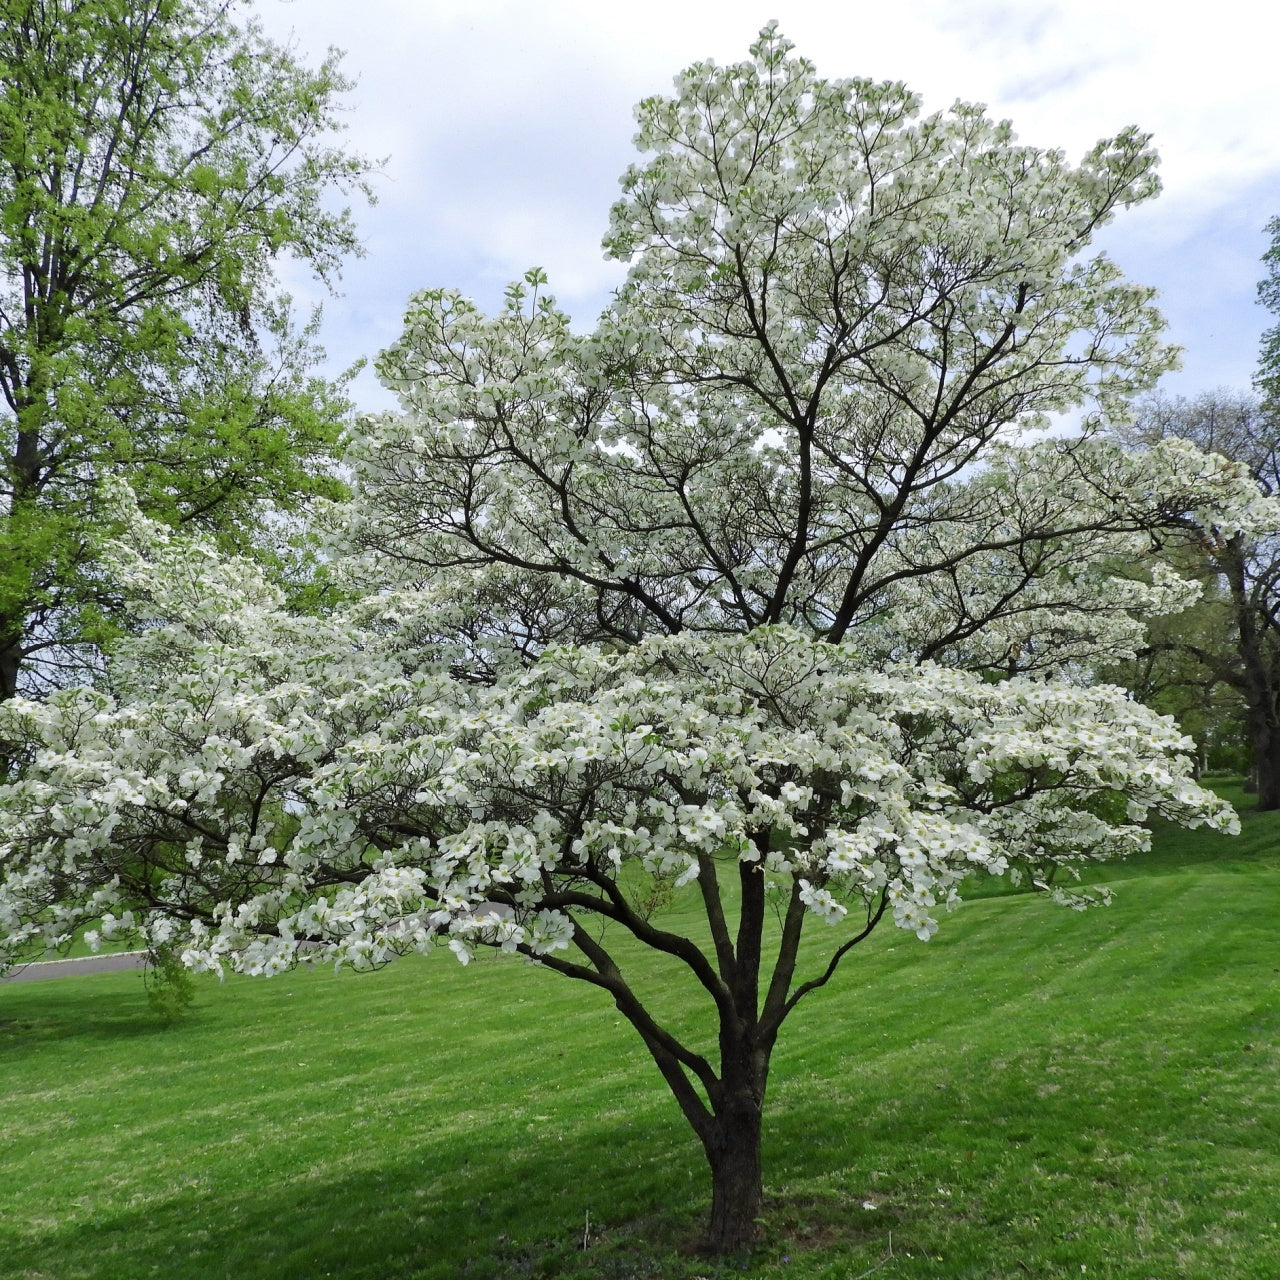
[2,808,1278,1279]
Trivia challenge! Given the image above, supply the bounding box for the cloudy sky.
[255,0,1280,414]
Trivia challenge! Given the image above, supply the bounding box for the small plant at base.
[144,944,197,1024]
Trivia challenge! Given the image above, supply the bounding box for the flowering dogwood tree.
[1,27,1274,1253]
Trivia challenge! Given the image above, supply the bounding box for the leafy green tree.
[1258,215,1280,410]
[1111,389,1280,804]
[1104,572,1249,775]
[0,0,370,704]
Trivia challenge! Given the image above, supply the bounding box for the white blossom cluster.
[346,47,1276,665]
[0,26,1264,1001]
[0,514,1237,975]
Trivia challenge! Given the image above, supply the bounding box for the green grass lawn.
[3,794,1279,1280]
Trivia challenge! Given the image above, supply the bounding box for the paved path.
[2,951,148,982]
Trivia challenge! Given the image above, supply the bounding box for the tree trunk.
[703,1091,764,1253]
[0,632,19,702]
[1224,534,1280,810]
[1252,717,1280,811]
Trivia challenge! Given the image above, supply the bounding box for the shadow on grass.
[0,973,901,1280]
[0,985,180,1046]
[8,1118,669,1280]
[8,1120,908,1280]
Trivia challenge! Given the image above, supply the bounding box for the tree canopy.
[1257,214,1280,414]
[1111,389,1280,805]
[0,0,371,703]
[1,25,1273,1254]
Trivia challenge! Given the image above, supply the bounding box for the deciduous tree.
[1110,389,1280,805]
[0,0,369,705]
[1,27,1273,1254]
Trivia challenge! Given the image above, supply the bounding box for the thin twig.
[850,1230,896,1280]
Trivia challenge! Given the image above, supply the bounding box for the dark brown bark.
[0,635,20,703]
[697,855,774,1252]
[510,843,887,1256]
[703,1082,765,1254]
[3,322,52,703]
[1248,710,1280,811]
[1224,535,1280,811]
